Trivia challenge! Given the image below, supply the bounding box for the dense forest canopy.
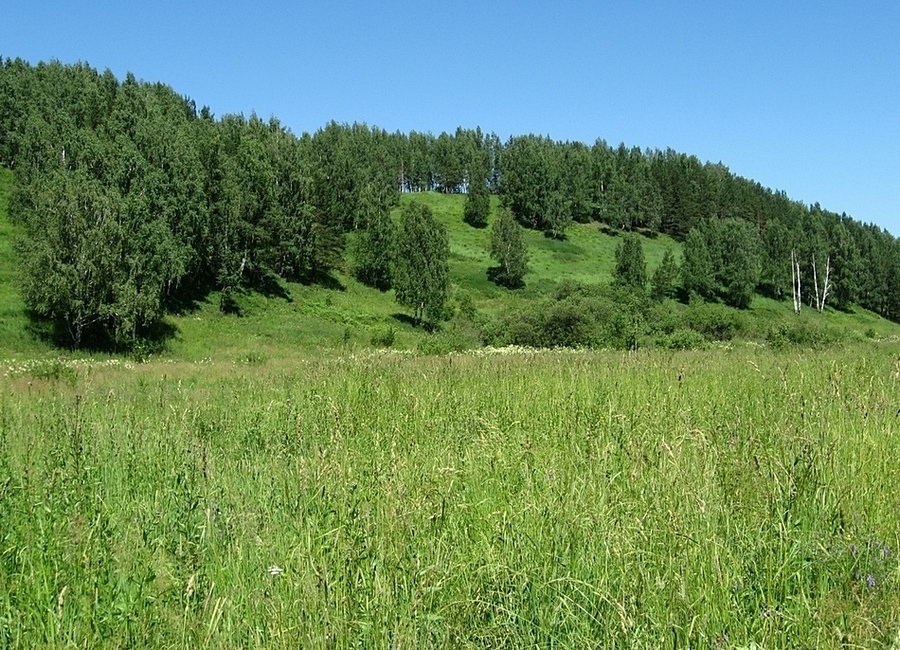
[2,57,899,347]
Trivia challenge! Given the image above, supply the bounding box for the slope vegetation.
[1,168,898,360]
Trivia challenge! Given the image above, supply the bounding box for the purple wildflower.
[866,574,876,588]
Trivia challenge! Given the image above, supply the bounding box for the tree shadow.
[390,312,437,332]
[24,310,179,354]
[252,271,294,302]
[598,224,619,237]
[165,275,218,315]
[487,266,525,289]
[293,269,345,292]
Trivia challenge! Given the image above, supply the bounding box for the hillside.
[1,167,898,361]
[0,166,38,354]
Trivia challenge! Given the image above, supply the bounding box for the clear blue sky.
[4,1,899,234]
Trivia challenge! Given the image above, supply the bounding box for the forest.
[2,57,900,350]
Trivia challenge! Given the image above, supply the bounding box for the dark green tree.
[463,177,490,228]
[716,218,761,309]
[681,226,716,299]
[651,248,679,300]
[392,201,450,324]
[489,207,529,288]
[828,219,863,310]
[613,233,647,293]
[350,184,395,290]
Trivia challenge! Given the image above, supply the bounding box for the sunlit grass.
[2,344,899,647]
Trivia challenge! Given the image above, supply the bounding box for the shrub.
[658,328,708,350]
[684,300,743,341]
[370,326,396,348]
[766,319,845,349]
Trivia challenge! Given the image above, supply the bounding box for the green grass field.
[2,167,900,647]
[2,347,899,647]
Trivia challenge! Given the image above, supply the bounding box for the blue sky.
[3,1,899,234]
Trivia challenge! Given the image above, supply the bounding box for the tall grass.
[1,345,899,648]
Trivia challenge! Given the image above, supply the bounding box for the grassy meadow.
[2,167,900,647]
[2,346,900,648]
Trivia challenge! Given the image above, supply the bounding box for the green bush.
[647,299,684,337]
[684,300,743,341]
[487,282,655,350]
[370,325,396,348]
[658,328,708,350]
[766,319,845,349]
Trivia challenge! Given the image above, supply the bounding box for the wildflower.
[268,565,284,576]
[866,574,876,589]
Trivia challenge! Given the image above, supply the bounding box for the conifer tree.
[613,233,647,293]
[651,248,679,300]
[489,207,529,288]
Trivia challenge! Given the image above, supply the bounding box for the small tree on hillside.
[350,185,395,290]
[613,233,647,293]
[489,207,529,288]
[716,218,761,309]
[463,177,490,228]
[392,201,450,324]
[681,226,716,299]
[543,190,571,239]
[651,247,679,300]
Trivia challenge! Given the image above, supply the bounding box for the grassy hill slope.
[0,167,42,355]
[1,168,898,360]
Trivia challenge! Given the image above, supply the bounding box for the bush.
[646,299,684,337]
[370,326,396,348]
[658,328,708,350]
[766,319,845,349]
[684,300,743,341]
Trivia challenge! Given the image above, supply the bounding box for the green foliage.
[682,219,761,309]
[392,201,450,324]
[369,325,396,348]
[2,56,900,358]
[462,179,490,228]
[658,327,709,350]
[651,247,679,300]
[350,184,395,290]
[417,318,484,355]
[765,317,846,349]
[683,299,744,341]
[488,282,649,350]
[827,220,863,310]
[499,135,572,238]
[681,226,716,299]
[613,232,647,292]
[489,207,528,288]
[15,166,186,347]
[716,218,761,309]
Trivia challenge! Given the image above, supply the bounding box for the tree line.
[1,58,899,348]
